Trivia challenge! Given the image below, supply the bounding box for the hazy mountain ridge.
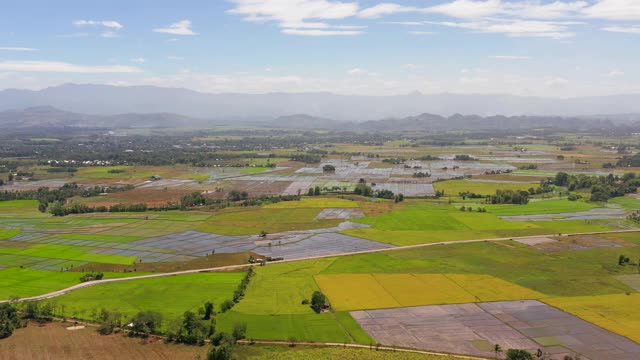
[3,84,640,121]
[0,106,624,133]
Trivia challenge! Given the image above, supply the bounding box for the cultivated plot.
[353,300,640,360]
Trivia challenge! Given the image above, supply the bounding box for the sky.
[0,0,639,97]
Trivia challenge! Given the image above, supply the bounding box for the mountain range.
[2,84,640,121]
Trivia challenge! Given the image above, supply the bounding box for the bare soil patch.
[0,321,206,360]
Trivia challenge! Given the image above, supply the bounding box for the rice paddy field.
[3,136,640,359]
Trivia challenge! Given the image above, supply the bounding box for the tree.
[505,349,533,360]
[203,301,214,320]
[311,291,327,313]
[207,344,232,360]
[0,303,20,339]
[322,164,336,173]
[308,188,314,196]
[232,322,247,341]
[494,344,503,359]
[220,299,235,313]
[314,186,321,196]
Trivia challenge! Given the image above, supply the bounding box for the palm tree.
[494,344,503,359]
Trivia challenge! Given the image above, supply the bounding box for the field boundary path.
[236,339,491,360]
[2,229,639,304]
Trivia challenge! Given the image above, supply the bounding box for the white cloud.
[228,0,363,35]
[545,77,569,88]
[404,63,419,70]
[408,30,435,35]
[602,25,640,33]
[101,31,119,38]
[491,55,531,60]
[0,47,38,51]
[361,0,588,20]
[428,19,577,38]
[282,28,363,35]
[153,20,198,36]
[74,20,123,29]
[167,56,184,60]
[359,3,417,19]
[130,57,146,63]
[582,0,640,20]
[608,70,624,76]
[347,68,365,75]
[0,61,142,73]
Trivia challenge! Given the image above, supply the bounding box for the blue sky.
[0,0,639,97]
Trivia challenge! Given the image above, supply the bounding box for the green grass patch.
[434,180,531,196]
[49,272,244,321]
[0,268,141,299]
[0,244,136,265]
[265,198,359,209]
[0,229,20,240]
[484,199,598,216]
[321,241,640,297]
[198,208,340,235]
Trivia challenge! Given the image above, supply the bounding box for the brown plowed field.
[0,321,207,360]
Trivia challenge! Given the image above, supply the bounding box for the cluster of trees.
[310,291,329,313]
[454,154,476,161]
[417,155,441,161]
[180,192,211,208]
[460,206,487,212]
[627,210,640,223]
[289,154,321,163]
[228,190,249,202]
[0,303,22,339]
[322,164,336,173]
[616,153,640,167]
[308,186,322,196]
[413,172,431,178]
[219,268,255,314]
[489,190,530,205]
[79,272,104,282]
[553,172,640,202]
[518,164,538,170]
[0,183,133,214]
[49,202,148,216]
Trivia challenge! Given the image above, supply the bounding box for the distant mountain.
[356,113,615,132]
[0,106,624,133]
[2,83,640,121]
[0,106,207,129]
[271,114,344,129]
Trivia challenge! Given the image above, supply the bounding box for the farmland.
[2,129,640,359]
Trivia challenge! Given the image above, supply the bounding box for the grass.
[434,179,532,196]
[544,294,640,343]
[0,229,20,240]
[0,268,140,300]
[346,202,611,246]
[233,345,456,359]
[47,272,244,321]
[484,199,598,216]
[314,273,543,311]
[609,196,640,210]
[55,233,145,243]
[321,241,640,297]
[264,198,359,209]
[217,259,371,343]
[0,244,137,265]
[198,207,340,235]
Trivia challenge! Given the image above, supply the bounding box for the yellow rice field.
[544,293,640,343]
[314,273,544,311]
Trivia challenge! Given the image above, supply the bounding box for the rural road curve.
[2,228,638,304]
